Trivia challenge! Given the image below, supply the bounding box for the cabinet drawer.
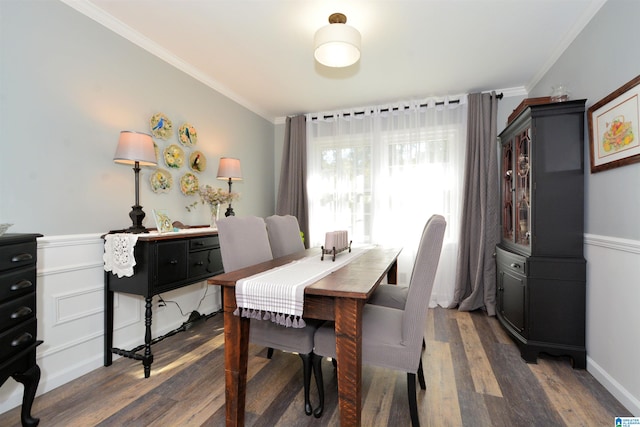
[0,293,35,333]
[0,266,36,303]
[0,241,37,271]
[496,246,526,275]
[0,317,37,361]
[189,248,224,279]
[189,236,219,250]
[156,241,188,287]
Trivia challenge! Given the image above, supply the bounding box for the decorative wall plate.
[150,112,173,139]
[150,168,173,193]
[180,172,199,195]
[178,123,198,147]
[189,150,206,173]
[163,144,184,169]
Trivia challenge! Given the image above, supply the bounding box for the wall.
[0,0,275,413]
[529,0,640,415]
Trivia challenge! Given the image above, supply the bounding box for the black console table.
[0,233,43,427]
[104,229,223,378]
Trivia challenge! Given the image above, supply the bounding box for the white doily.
[103,233,139,278]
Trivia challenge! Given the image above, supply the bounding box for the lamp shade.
[217,157,243,180]
[113,131,157,166]
[314,13,361,68]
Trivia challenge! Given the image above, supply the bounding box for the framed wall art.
[588,75,640,173]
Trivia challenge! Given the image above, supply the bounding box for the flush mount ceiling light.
[314,13,361,68]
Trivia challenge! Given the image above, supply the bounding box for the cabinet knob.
[11,280,33,291]
[169,259,178,265]
[11,253,33,263]
[196,261,204,266]
[11,332,33,347]
[11,306,33,319]
[510,263,521,269]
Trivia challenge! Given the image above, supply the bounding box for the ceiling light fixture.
[314,13,361,68]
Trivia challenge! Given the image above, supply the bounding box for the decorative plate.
[150,112,173,140]
[163,144,184,169]
[178,123,198,147]
[189,150,207,173]
[180,172,199,195]
[149,168,173,193]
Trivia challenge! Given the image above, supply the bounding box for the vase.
[210,204,220,229]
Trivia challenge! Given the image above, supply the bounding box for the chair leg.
[311,353,325,418]
[417,357,426,390]
[267,347,274,359]
[298,353,313,416]
[407,373,420,427]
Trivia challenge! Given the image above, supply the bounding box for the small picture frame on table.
[588,75,640,173]
[153,209,173,233]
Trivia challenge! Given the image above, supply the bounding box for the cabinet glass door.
[514,128,531,249]
[501,138,514,242]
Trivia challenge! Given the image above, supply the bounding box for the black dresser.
[0,233,43,427]
[104,229,223,378]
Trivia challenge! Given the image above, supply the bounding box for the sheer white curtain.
[306,97,467,307]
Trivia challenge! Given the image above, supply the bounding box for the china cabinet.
[496,99,587,368]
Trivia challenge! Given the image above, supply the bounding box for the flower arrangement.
[186,185,238,212]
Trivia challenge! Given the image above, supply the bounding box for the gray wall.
[529,0,640,414]
[0,0,275,236]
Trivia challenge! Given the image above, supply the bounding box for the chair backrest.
[401,215,446,348]
[265,215,305,258]
[217,216,273,272]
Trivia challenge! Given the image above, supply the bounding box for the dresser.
[0,233,43,427]
[496,100,586,368]
[104,229,223,378]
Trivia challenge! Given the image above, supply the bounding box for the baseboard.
[588,356,640,416]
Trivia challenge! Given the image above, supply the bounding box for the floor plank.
[0,308,632,427]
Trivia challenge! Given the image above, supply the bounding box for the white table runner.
[103,233,139,278]
[235,247,367,328]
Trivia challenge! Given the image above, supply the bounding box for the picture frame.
[153,209,173,233]
[588,75,640,173]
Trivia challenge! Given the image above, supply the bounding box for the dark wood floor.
[0,307,631,426]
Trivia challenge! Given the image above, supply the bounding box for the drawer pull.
[510,263,521,269]
[11,332,33,347]
[11,253,33,263]
[11,280,33,291]
[196,261,204,266]
[11,306,33,319]
[169,259,179,265]
[194,241,205,247]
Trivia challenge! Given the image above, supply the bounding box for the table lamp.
[216,157,242,216]
[113,131,157,233]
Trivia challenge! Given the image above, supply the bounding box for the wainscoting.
[0,233,220,414]
[0,233,637,417]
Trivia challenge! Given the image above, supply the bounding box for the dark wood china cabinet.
[496,99,587,368]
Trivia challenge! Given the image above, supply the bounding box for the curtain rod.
[310,92,503,121]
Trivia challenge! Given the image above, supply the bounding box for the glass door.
[501,138,514,242]
[514,128,531,249]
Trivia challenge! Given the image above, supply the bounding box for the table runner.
[103,233,139,278]
[234,247,368,328]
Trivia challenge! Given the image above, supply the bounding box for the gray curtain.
[450,92,500,315]
[276,115,310,248]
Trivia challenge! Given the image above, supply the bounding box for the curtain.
[306,98,467,307]
[450,92,500,315]
[276,115,310,247]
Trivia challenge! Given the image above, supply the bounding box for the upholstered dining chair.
[313,215,446,427]
[216,216,324,417]
[265,214,305,258]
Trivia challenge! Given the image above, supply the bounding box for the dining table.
[207,246,401,426]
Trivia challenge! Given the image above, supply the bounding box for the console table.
[0,233,43,427]
[103,228,223,378]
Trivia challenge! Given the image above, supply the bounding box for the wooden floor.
[1,307,631,426]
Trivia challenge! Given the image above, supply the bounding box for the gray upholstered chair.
[216,216,324,417]
[265,214,305,258]
[313,215,446,427]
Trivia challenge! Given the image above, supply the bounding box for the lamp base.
[224,205,235,217]
[128,205,149,234]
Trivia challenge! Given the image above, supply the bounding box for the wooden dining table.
[207,246,401,426]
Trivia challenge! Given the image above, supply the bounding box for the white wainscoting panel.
[0,233,221,415]
[584,234,640,416]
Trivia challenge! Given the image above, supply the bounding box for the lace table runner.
[103,233,139,278]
